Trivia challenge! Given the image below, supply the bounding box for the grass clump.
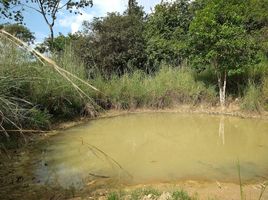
[172,190,196,200]
[241,82,262,112]
[107,192,121,200]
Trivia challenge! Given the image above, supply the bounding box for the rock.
[157,192,171,200]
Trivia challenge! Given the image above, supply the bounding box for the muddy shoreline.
[53,104,268,131]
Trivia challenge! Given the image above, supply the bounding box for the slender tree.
[0,0,93,41]
[188,0,259,107]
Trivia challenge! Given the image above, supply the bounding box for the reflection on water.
[218,116,225,145]
[33,113,268,188]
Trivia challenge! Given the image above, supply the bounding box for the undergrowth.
[0,40,95,136]
[91,66,217,109]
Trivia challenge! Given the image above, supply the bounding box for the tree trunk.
[218,70,227,108]
[49,25,54,42]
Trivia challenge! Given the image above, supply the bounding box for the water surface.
[34,113,268,188]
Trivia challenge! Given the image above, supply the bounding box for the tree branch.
[37,0,52,26]
[58,0,72,10]
[20,3,42,14]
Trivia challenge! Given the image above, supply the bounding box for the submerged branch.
[79,137,133,179]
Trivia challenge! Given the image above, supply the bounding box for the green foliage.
[0,0,93,40]
[28,47,89,119]
[0,0,23,22]
[262,76,268,110]
[145,0,193,67]
[80,2,147,77]
[189,0,259,74]
[1,23,35,44]
[0,39,94,133]
[172,190,194,200]
[35,33,80,53]
[91,65,217,109]
[241,82,262,112]
[107,192,120,200]
[188,0,260,105]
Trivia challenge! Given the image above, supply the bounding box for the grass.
[91,66,217,109]
[241,82,262,112]
[262,76,268,110]
[1,34,268,141]
[0,38,97,138]
[106,188,196,200]
[237,160,267,200]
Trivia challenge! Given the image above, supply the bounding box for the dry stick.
[0,29,102,94]
[258,182,267,200]
[0,29,104,136]
[0,29,107,111]
[0,31,46,65]
[0,111,9,137]
[0,130,48,133]
[79,138,133,179]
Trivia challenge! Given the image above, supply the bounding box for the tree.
[0,0,23,22]
[0,0,93,41]
[80,1,147,77]
[0,23,35,44]
[245,0,268,58]
[188,0,259,107]
[35,33,79,53]
[144,0,194,68]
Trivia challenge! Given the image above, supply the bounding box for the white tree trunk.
[218,70,227,108]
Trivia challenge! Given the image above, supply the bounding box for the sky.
[0,0,164,43]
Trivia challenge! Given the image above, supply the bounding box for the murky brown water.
[34,113,268,188]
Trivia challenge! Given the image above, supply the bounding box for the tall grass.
[91,66,217,109]
[0,38,97,136]
[241,82,262,112]
[262,76,268,110]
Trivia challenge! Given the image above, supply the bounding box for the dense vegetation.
[1,0,268,136]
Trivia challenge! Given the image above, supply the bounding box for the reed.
[0,30,101,136]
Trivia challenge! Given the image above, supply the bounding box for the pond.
[33,113,268,188]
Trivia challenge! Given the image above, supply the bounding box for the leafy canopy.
[0,23,35,44]
[80,1,147,77]
[188,0,259,75]
[144,0,194,67]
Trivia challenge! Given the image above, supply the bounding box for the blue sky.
[1,0,164,43]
